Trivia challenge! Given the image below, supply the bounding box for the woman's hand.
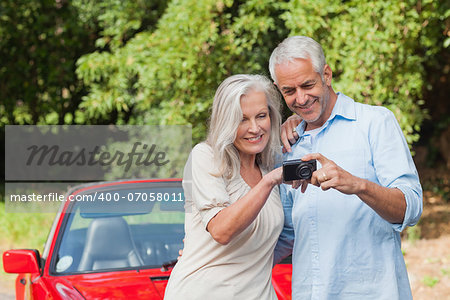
[265,167,302,189]
[264,167,283,186]
[280,114,302,153]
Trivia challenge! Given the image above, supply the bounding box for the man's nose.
[295,88,307,105]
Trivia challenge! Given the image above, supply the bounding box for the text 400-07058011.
[78,192,185,202]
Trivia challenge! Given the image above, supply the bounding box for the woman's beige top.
[164,143,283,300]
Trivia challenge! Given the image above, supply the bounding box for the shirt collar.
[294,92,356,136]
[329,92,356,122]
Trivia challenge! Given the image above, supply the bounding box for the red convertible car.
[3,179,292,299]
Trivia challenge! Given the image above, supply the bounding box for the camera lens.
[296,165,312,179]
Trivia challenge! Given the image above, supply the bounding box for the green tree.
[76,0,447,145]
[0,0,97,125]
[2,0,447,146]
[281,0,447,145]
[75,0,286,141]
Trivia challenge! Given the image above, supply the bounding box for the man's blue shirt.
[275,93,422,299]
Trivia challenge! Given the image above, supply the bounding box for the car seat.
[78,217,144,271]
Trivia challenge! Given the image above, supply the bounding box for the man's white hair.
[269,36,327,84]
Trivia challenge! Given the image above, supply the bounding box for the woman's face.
[233,90,271,157]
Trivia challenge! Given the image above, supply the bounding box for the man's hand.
[301,153,362,195]
[301,153,406,223]
[281,115,302,153]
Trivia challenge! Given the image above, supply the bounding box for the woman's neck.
[239,152,262,188]
[239,152,257,171]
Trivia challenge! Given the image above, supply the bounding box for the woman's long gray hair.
[206,74,282,179]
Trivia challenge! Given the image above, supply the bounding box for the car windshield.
[53,181,185,274]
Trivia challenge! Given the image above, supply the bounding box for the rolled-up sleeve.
[370,108,423,231]
[182,143,231,230]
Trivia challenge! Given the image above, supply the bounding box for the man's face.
[275,58,333,130]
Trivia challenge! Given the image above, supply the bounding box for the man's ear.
[323,64,332,86]
[273,81,282,94]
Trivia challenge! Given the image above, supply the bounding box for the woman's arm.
[206,167,282,245]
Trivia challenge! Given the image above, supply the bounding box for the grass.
[0,200,57,291]
[422,275,440,287]
[0,202,56,250]
[405,225,422,244]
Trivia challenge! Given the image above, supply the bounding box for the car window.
[53,183,185,274]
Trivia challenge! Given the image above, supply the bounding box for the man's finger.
[320,180,331,191]
[281,134,292,153]
[288,132,299,145]
[300,180,308,193]
[311,171,321,186]
[292,180,302,189]
[301,152,329,164]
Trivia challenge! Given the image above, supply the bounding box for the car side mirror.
[3,249,41,274]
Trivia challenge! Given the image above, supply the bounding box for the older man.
[271,36,422,299]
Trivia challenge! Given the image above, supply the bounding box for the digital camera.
[282,159,317,182]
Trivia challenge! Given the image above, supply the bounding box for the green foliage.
[422,275,440,287]
[0,202,55,250]
[75,0,286,141]
[75,0,447,145]
[280,0,446,145]
[0,0,96,126]
[2,0,448,146]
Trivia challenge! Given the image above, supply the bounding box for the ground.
[402,191,450,299]
[404,236,450,299]
[0,168,448,299]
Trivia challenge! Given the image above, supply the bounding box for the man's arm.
[300,108,422,226]
[302,153,406,223]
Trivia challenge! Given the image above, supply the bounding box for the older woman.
[164,74,291,299]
